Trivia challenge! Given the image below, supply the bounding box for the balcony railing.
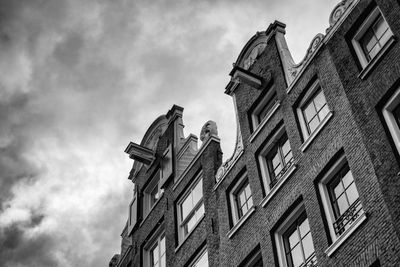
[269,157,294,189]
[303,253,317,267]
[333,198,363,236]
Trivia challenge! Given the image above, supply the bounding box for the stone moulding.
[282,0,355,87]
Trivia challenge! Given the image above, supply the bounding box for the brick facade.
[111,0,400,266]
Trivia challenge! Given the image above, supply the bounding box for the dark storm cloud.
[0,0,338,266]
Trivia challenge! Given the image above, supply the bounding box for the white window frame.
[352,7,394,70]
[143,169,164,217]
[258,125,297,206]
[177,171,205,243]
[189,247,209,267]
[274,204,316,267]
[318,154,367,256]
[229,172,254,225]
[143,225,166,267]
[382,87,400,156]
[250,88,280,136]
[297,80,333,152]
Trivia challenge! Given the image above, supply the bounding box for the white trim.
[176,172,204,244]
[143,224,165,267]
[318,154,365,251]
[227,206,256,239]
[300,111,333,152]
[274,203,313,267]
[249,101,281,143]
[228,172,253,225]
[358,36,395,79]
[139,192,164,227]
[382,87,400,156]
[352,7,394,69]
[325,212,367,257]
[261,163,297,207]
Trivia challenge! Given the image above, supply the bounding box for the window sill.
[325,211,367,257]
[249,101,281,143]
[227,206,256,239]
[139,193,164,227]
[300,111,333,152]
[358,36,396,80]
[261,163,297,207]
[175,214,206,253]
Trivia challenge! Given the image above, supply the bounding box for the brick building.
[110,0,400,266]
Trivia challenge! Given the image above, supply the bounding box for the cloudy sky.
[0,0,339,266]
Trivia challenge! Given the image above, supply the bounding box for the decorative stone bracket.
[125,142,155,165]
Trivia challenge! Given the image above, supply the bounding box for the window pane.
[302,233,315,260]
[308,117,320,133]
[186,215,197,234]
[346,183,359,205]
[368,43,381,59]
[337,194,349,215]
[303,102,316,123]
[373,16,387,39]
[282,139,291,158]
[195,250,209,267]
[299,219,310,238]
[181,195,193,221]
[342,169,353,188]
[290,244,303,267]
[192,180,203,205]
[314,90,327,111]
[318,104,330,121]
[197,202,205,218]
[245,184,252,200]
[247,195,253,209]
[333,181,344,199]
[288,231,300,249]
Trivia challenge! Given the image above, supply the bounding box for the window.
[144,229,166,267]
[258,125,296,202]
[250,89,279,132]
[189,248,209,267]
[266,134,293,189]
[239,246,263,267]
[352,7,394,69]
[296,80,332,150]
[275,204,316,267]
[231,176,254,222]
[144,169,164,216]
[318,154,366,255]
[382,88,400,157]
[177,172,204,242]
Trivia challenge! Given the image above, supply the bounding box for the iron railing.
[333,198,363,236]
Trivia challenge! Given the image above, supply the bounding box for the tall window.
[327,164,363,236]
[266,134,293,188]
[189,248,209,267]
[352,7,394,69]
[275,205,316,267]
[297,80,332,150]
[144,169,164,216]
[302,89,329,135]
[144,228,166,267]
[235,179,253,219]
[250,88,279,133]
[318,154,366,251]
[382,88,400,157]
[149,234,166,267]
[177,173,204,242]
[229,172,254,226]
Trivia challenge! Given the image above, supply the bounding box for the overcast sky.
[0,0,339,266]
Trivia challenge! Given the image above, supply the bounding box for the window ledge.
[175,214,206,253]
[358,36,396,80]
[249,102,281,143]
[227,206,256,239]
[139,193,164,227]
[300,111,333,152]
[261,164,297,207]
[325,211,367,257]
